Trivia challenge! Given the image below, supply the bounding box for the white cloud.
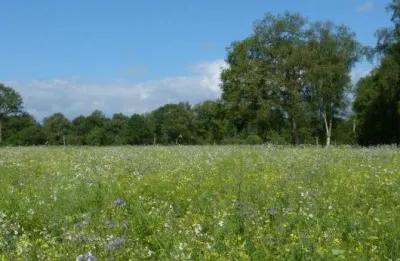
[4,60,228,120]
[357,1,374,13]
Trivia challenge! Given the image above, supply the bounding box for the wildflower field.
[0,146,399,260]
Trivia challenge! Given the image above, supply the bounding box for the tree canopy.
[221,13,361,145]
[354,0,400,145]
[0,84,23,143]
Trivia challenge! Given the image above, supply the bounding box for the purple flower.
[113,198,126,207]
[106,237,125,251]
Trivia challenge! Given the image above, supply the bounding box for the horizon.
[0,0,392,120]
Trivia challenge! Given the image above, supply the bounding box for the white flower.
[147,249,154,257]
[192,224,202,235]
[178,242,187,251]
[76,251,96,261]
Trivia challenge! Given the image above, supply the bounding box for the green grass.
[0,146,399,260]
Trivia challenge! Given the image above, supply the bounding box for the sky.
[0,0,393,120]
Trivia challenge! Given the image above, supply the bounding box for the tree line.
[0,89,357,146]
[0,1,399,146]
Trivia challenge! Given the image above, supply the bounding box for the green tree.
[42,113,71,145]
[104,113,130,145]
[127,114,152,145]
[306,22,361,146]
[254,13,312,145]
[221,13,360,145]
[220,32,292,143]
[151,103,195,144]
[3,113,45,145]
[70,116,90,145]
[0,84,23,144]
[354,45,400,145]
[376,0,400,53]
[354,0,400,145]
[86,126,107,145]
[193,100,227,144]
[84,110,108,145]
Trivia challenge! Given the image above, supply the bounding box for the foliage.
[151,103,195,144]
[126,114,153,145]
[354,0,400,145]
[42,113,71,145]
[0,84,23,118]
[376,0,400,53]
[0,84,23,143]
[221,13,361,146]
[193,100,227,144]
[354,44,400,145]
[2,113,45,145]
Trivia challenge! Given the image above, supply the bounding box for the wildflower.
[76,234,89,243]
[147,249,155,257]
[218,220,224,227]
[104,220,114,229]
[178,242,186,251]
[105,237,125,251]
[192,224,202,235]
[113,198,126,207]
[234,200,256,218]
[301,191,309,198]
[76,219,89,229]
[267,208,278,217]
[76,252,97,261]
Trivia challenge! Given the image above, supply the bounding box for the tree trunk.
[328,118,332,147]
[326,133,331,147]
[322,111,332,147]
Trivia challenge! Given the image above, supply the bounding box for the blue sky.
[0,0,393,119]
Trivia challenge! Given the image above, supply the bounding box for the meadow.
[0,146,399,260]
